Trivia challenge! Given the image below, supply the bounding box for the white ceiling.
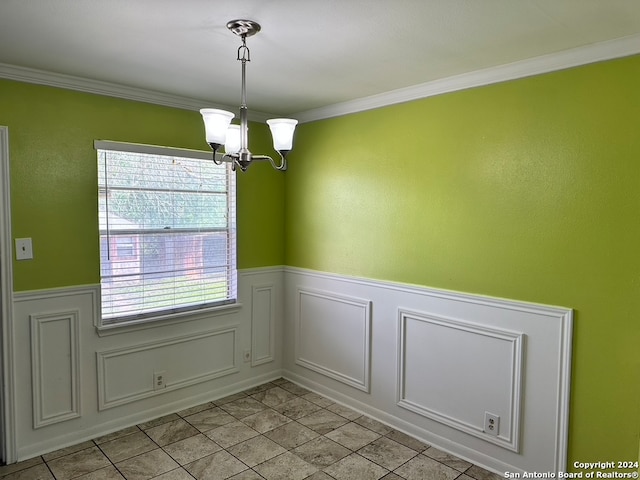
[1,0,639,120]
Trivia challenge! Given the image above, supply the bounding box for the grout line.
[29,379,493,480]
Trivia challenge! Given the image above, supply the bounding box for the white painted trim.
[95,301,243,336]
[0,126,16,464]
[251,283,276,366]
[293,34,640,123]
[30,311,81,428]
[555,307,573,472]
[96,327,239,410]
[0,62,274,123]
[12,284,243,336]
[238,265,285,276]
[2,35,639,124]
[18,370,284,461]
[13,284,101,303]
[285,266,571,317]
[396,308,523,452]
[295,287,371,392]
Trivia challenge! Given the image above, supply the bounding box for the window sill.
[95,302,243,337]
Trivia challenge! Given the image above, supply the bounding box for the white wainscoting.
[30,310,81,429]
[295,288,372,392]
[283,267,572,475]
[251,283,276,366]
[397,308,523,452]
[97,327,239,410]
[10,267,284,461]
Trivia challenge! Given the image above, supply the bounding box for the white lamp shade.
[224,125,241,154]
[200,108,234,145]
[266,118,298,151]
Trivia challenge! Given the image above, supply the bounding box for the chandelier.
[200,20,298,172]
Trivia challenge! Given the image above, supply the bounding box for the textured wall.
[0,79,285,290]
[284,55,640,463]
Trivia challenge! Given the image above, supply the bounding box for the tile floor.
[0,378,502,480]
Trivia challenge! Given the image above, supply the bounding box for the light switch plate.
[15,238,33,260]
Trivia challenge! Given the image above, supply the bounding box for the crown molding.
[293,33,640,123]
[2,33,639,125]
[0,62,274,123]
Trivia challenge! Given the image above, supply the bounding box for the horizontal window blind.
[95,141,236,325]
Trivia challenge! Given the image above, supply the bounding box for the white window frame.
[94,140,238,331]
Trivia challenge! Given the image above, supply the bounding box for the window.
[95,141,237,327]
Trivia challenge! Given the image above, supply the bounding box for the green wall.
[0,79,284,291]
[2,53,639,464]
[285,55,640,462]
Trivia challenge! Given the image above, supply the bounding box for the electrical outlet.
[243,350,251,363]
[153,371,166,390]
[484,412,500,437]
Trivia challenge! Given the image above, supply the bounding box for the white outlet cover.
[484,412,500,437]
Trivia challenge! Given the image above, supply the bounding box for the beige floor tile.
[358,436,419,470]
[226,435,286,467]
[323,452,389,480]
[241,409,291,433]
[204,420,260,449]
[162,434,221,465]
[325,422,381,451]
[264,421,319,450]
[47,446,111,480]
[394,454,460,480]
[42,440,96,462]
[8,380,497,480]
[183,407,235,433]
[1,464,53,480]
[151,468,196,480]
[292,436,351,468]
[184,450,248,480]
[227,470,265,480]
[273,397,321,420]
[250,387,297,408]
[466,465,504,480]
[219,398,267,419]
[115,449,179,480]
[74,465,125,479]
[99,431,156,463]
[0,457,44,477]
[144,419,199,447]
[296,409,348,434]
[253,451,317,480]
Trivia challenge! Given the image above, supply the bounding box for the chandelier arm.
[206,143,226,165]
[252,154,288,171]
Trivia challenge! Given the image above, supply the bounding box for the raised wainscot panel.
[397,308,523,452]
[251,283,276,366]
[97,327,238,410]
[296,288,371,392]
[30,310,81,428]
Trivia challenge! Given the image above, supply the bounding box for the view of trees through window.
[97,148,236,323]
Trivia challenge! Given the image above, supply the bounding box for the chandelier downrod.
[200,20,298,172]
